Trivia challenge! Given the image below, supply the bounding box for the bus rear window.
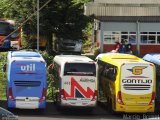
[64,63,96,76]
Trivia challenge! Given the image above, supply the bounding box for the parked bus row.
[2,50,160,114]
[3,51,98,111]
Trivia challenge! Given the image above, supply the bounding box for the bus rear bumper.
[8,100,46,109]
[60,99,97,107]
[116,105,155,113]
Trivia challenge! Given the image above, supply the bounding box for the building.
[84,0,160,56]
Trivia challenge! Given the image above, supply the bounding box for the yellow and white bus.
[96,53,156,113]
[51,55,98,108]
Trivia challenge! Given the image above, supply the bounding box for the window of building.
[103,31,136,44]
[157,36,160,43]
[103,31,112,44]
[103,31,160,44]
[141,35,147,43]
[140,32,159,44]
[121,32,137,44]
[129,35,136,44]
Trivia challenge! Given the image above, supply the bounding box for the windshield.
[0,22,13,35]
[64,63,96,76]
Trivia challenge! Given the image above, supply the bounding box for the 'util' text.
[21,64,35,71]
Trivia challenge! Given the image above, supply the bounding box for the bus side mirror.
[3,64,6,72]
[103,69,109,77]
[109,68,117,80]
[104,68,117,81]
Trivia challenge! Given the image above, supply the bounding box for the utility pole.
[37,0,39,51]
[136,20,140,56]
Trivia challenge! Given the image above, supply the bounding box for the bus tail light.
[117,91,124,105]
[39,88,46,102]
[91,90,98,101]
[61,89,66,100]
[9,87,14,100]
[148,92,156,105]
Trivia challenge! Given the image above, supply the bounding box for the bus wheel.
[38,108,45,114]
[107,99,114,114]
[85,108,94,113]
[7,107,14,113]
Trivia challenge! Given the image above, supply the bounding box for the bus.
[143,53,160,111]
[51,55,98,108]
[96,53,156,113]
[0,19,21,50]
[5,51,47,110]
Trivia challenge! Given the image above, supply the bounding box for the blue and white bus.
[5,51,47,109]
[143,53,160,111]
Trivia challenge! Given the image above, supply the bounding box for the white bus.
[51,55,98,108]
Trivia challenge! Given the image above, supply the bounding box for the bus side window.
[104,66,117,81]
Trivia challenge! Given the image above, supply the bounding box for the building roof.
[84,0,160,17]
[94,0,160,4]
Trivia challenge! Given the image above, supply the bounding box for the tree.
[0,0,93,53]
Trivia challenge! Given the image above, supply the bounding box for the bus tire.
[7,107,14,113]
[39,108,45,114]
[85,108,94,113]
[107,99,115,114]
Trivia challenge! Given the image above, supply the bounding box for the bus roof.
[8,51,45,62]
[54,55,94,65]
[0,19,15,24]
[143,53,160,65]
[96,53,148,66]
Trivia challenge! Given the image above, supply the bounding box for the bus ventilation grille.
[123,84,150,90]
[14,81,41,87]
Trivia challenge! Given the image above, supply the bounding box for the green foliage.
[0,0,93,51]
[72,0,92,5]
[82,22,93,53]
[39,51,54,65]
[94,47,100,57]
[39,51,55,100]
[0,52,8,100]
